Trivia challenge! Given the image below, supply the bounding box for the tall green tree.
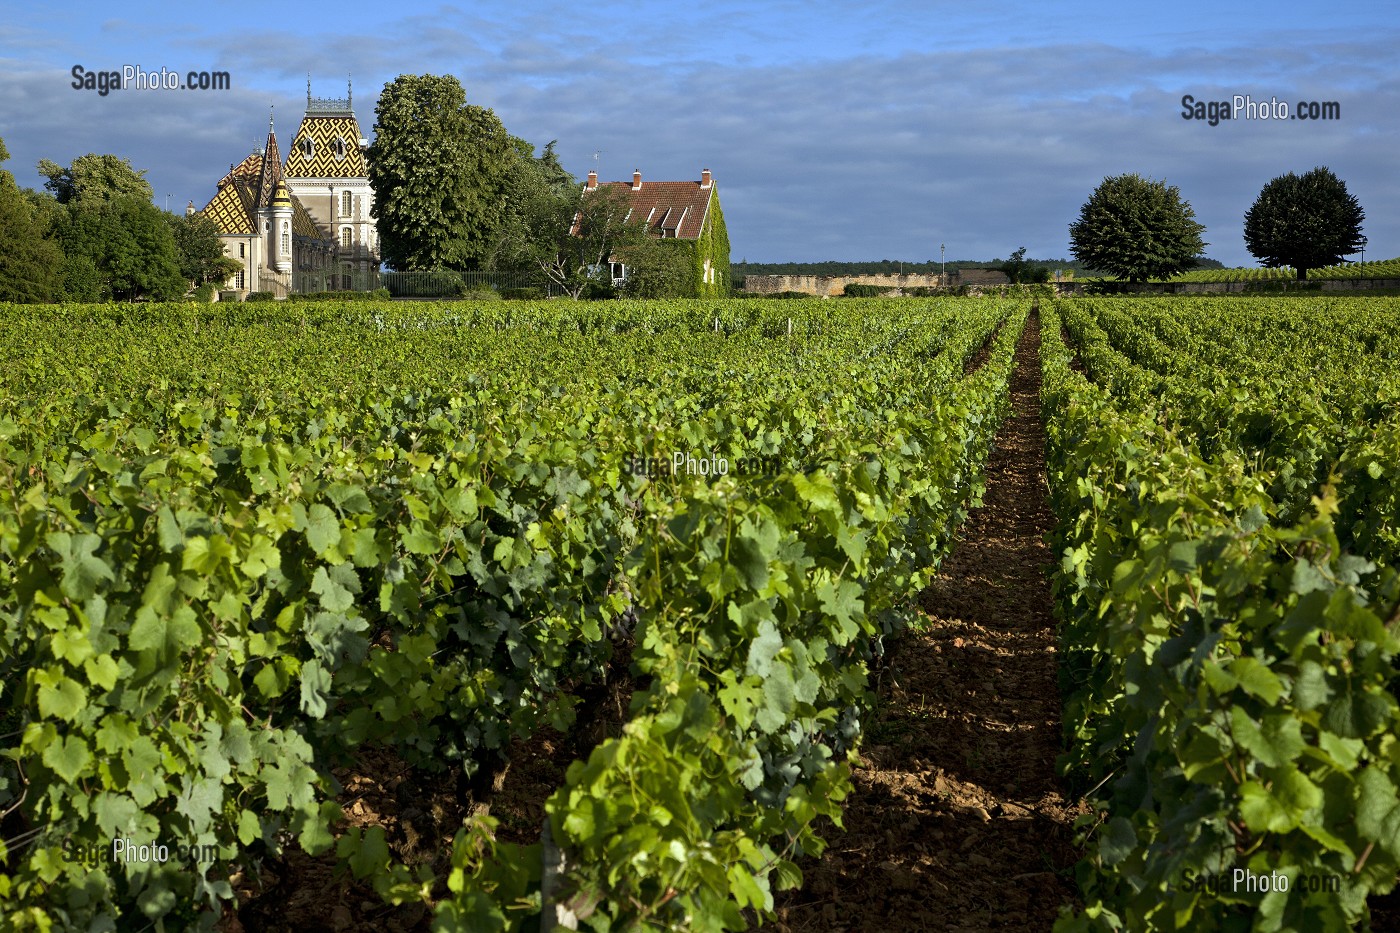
[165,212,239,289]
[0,137,65,303]
[367,74,516,271]
[1243,167,1366,280]
[37,153,154,205]
[486,137,576,271]
[60,197,185,301]
[1068,174,1206,282]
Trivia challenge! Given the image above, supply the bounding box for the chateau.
[196,80,379,296]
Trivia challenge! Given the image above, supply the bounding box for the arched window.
[281,222,290,256]
[341,191,352,216]
[333,137,347,160]
[341,227,352,249]
[299,137,313,160]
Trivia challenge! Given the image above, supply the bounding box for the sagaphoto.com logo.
[1180,93,1340,126]
[71,65,231,96]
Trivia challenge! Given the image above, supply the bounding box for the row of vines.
[0,298,1026,931]
[1045,296,1400,931]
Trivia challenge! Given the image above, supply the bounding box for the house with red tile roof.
[583,168,730,297]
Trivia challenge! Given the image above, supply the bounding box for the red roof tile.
[588,175,714,240]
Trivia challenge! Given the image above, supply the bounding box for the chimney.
[701,168,712,188]
[632,170,641,191]
[586,170,597,191]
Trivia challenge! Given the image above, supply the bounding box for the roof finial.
[307,73,312,107]
[347,73,352,110]
[269,104,274,130]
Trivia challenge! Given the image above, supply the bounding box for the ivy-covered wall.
[694,187,730,298]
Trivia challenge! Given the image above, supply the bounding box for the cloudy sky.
[2,1,1395,266]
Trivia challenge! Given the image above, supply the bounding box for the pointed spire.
[269,104,274,131]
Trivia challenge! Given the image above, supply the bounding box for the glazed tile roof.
[284,113,368,180]
[255,128,284,211]
[200,130,331,242]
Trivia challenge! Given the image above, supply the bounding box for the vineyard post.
[540,819,579,930]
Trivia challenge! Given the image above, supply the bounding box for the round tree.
[1243,167,1365,280]
[1068,174,1206,282]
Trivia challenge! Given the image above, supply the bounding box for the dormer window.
[299,137,313,160]
[333,137,347,160]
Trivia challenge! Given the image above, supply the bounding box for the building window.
[341,227,352,249]
[299,137,313,160]
[341,263,352,291]
[333,137,347,160]
[341,191,352,216]
[236,269,245,289]
[281,222,290,256]
[239,243,245,258]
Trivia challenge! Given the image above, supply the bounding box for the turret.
[270,181,293,273]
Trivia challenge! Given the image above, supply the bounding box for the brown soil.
[769,313,1089,932]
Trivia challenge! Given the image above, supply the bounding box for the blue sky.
[2,1,1396,266]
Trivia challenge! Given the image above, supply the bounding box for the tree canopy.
[367,74,516,271]
[38,153,154,205]
[1068,174,1206,282]
[997,247,1051,284]
[165,211,240,288]
[59,197,185,301]
[496,181,656,299]
[1243,167,1366,280]
[0,136,65,303]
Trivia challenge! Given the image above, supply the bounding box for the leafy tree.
[618,237,693,299]
[486,137,577,271]
[0,137,65,302]
[37,152,154,204]
[165,211,240,289]
[1243,167,1366,280]
[1068,174,1206,282]
[59,197,185,301]
[500,183,649,300]
[367,74,516,271]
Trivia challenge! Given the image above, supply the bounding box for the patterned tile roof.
[291,197,323,239]
[255,126,284,211]
[588,174,715,240]
[200,135,331,242]
[201,177,257,235]
[284,113,368,180]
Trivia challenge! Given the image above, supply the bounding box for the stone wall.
[743,269,1009,296]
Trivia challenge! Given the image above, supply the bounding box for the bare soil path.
[770,312,1088,932]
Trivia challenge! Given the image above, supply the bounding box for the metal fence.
[257,273,290,299]
[379,270,555,298]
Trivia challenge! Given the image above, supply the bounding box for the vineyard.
[2,295,1399,931]
[1170,258,1400,283]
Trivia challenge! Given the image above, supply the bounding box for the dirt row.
[769,311,1088,932]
